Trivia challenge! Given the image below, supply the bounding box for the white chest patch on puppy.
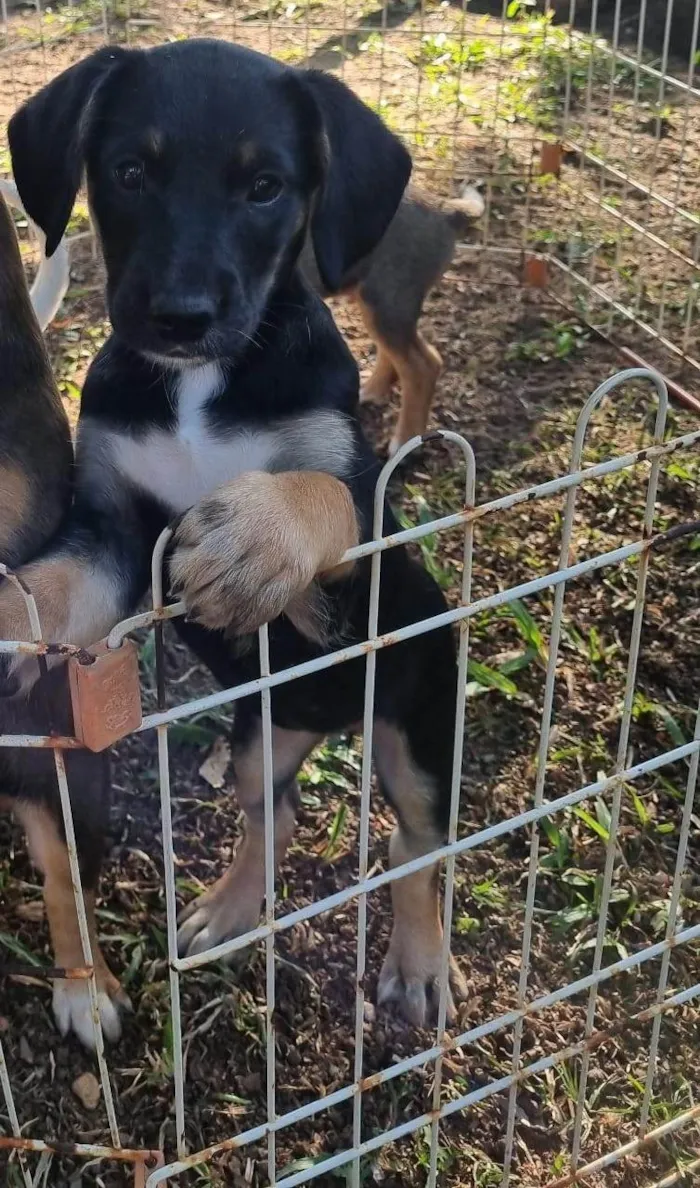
[102,362,355,515]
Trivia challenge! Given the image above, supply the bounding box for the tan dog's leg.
[388,332,442,456]
[373,720,466,1027]
[360,346,397,405]
[177,723,321,958]
[0,554,126,696]
[15,800,127,1047]
[354,292,441,455]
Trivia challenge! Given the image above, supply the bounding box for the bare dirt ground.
[1,3,699,1186]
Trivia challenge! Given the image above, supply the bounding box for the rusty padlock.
[68,639,142,752]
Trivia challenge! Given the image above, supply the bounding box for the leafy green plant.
[506,319,590,363]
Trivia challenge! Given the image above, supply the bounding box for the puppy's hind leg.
[373,673,467,1027]
[353,288,442,456]
[177,715,321,959]
[352,290,397,405]
[388,331,442,457]
[360,346,397,405]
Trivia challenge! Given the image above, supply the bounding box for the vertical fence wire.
[583,0,621,298]
[639,694,700,1135]
[653,5,700,343]
[606,0,650,337]
[52,749,121,1148]
[349,439,387,1188]
[0,1038,32,1188]
[426,433,475,1188]
[500,366,670,1186]
[629,0,675,326]
[0,568,121,1150]
[152,527,187,1158]
[569,373,669,1170]
[259,620,278,1186]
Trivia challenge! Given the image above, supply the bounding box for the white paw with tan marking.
[52,980,130,1049]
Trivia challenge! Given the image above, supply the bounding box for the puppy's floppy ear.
[8,46,131,257]
[300,70,412,292]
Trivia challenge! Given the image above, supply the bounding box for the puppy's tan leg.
[388,332,442,456]
[353,290,441,454]
[15,800,127,1047]
[353,292,397,405]
[0,553,125,696]
[360,347,398,405]
[177,723,321,958]
[373,721,466,1027]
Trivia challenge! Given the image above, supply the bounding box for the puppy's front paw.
[170,472,318,635]
[170,471,357,638]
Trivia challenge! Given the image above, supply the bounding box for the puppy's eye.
[248,174,283,205]
[114,160,145,192]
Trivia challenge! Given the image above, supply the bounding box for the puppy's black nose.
[149,293,217,343]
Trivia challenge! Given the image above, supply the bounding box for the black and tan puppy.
[301,184,484,455]
[3,38,467,1030]
[0,191,126,1048]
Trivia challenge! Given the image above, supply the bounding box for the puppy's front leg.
[0,555,125,696]
[170,471,359,640]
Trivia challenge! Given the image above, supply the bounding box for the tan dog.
[301,183,484,454]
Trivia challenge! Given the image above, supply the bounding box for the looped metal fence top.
[0,364,699,1186]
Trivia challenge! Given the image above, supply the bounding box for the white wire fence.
[0,0,700,1184]
[1,367,699,1185]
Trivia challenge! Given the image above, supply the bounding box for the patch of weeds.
[470,875,508,911]
[455,912,480,935]
[321,801,350,861]
[170,713,225,748]
[562,622,618,679]
[53,317,111,397]
[274,47,305,64]
[395,486,459,590]
[358,30,384,54]
[412,31,493,78]
[551,866,635,962]
[539,815,572,872]
[0,931,45,968]
[467,598,547,703]
[299,735,360,802]
[365,96,402,131]
[252,0,324,20]
[632,692,690,751]
[506,319,590,363]
[500,12,610,131]
[414,1125,460,1176]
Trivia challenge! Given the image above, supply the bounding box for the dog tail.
[0,191,72,568]
[441,183,485,235]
